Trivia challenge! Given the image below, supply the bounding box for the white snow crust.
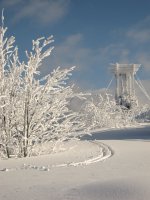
[0,139,112,171]
[0,124,150,200]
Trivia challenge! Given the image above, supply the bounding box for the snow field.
[0,139,112,172]
[0,125,150,200]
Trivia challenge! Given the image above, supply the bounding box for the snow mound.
[0,140,113,172]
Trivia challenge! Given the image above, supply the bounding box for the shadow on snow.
[81,126,150,141]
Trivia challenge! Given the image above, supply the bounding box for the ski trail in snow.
[0,141,113,172]
[53,141,113,167]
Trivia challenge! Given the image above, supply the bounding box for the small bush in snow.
[81,93,149,130]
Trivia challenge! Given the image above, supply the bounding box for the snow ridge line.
[0,141,113,172]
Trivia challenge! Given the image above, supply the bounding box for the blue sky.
[1,0,150,90]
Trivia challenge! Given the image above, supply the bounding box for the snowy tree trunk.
[22,90,30,157]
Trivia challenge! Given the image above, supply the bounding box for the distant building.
[110,63,141,109]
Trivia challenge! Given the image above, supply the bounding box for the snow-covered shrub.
[80,93,145,130]
[0,14,84,158]
[135,105,150,122]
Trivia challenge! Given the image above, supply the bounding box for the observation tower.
[110,63,141,109]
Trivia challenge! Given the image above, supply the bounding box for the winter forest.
[0,14,150,159]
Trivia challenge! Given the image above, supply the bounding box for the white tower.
[110,63,141,108]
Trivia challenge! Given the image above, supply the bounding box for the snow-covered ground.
[0,124,150,200]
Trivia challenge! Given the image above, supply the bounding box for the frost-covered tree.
[81,93,140,130]
[81,90,150,131]
[0,13,84,158]
[0,14,24,158]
